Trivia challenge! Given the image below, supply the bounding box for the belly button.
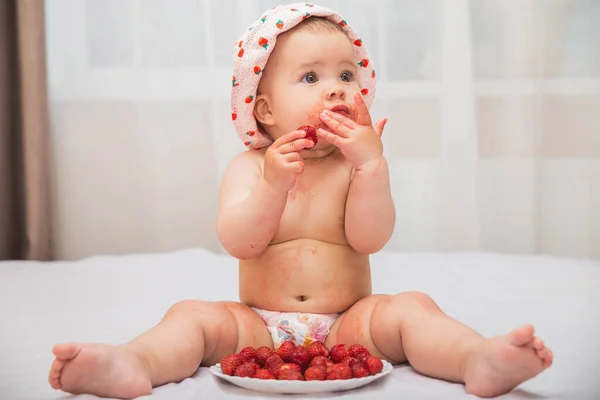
[297,295,307,302]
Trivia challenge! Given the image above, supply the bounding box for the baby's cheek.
[304,102,325,125]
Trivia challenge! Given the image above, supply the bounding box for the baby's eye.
[340,71,353,82]
[301,72,318,84]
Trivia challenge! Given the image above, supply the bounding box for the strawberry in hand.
[317,93,387,170]
[264,130,315,193]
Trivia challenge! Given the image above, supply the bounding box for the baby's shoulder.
[224,149,266,174]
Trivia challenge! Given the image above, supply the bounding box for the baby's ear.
[254,95,275,127]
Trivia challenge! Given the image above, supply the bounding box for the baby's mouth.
[328,104,351,118]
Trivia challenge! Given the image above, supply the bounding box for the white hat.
[230,2,377,149]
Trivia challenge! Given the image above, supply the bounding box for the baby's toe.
[543,349,553,368]
[48,358,65,389]
[532,337,544,351]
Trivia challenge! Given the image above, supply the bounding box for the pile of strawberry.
[219,340,383,381]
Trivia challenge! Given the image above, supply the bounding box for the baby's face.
[257,28,361,149]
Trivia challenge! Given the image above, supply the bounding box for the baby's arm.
[216,152,288,259]
[344,156,395,254]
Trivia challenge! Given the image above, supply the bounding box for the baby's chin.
[300,141,337,159]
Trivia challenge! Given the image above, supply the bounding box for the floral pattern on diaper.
[252,308,338,348]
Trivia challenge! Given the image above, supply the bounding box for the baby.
[48,3,552,398]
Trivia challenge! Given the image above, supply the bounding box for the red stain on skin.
[305,101,359,129]
[305,102,325,123]
[281,265,292,281]
[347,103,358,121]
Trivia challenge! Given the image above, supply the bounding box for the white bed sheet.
[1,249,599,400]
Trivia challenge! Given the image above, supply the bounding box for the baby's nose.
[326,84,345,100]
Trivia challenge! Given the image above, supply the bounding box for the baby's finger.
[319,110,355,137]
[283,152,303,163]
[317,128,345,148]
[291,160,304,174]
[354,93,372,126]
[279,138,314,154]
[374,118,388,137]
[273,130,306,148]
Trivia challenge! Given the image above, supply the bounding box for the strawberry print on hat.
[231,2,376,149]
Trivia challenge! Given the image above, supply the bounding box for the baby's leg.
[326,292,553,398]
[48,300,272,398]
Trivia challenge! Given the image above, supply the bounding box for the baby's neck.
[302,146,337,161]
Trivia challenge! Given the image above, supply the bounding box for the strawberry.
[253,66,262,75]
[309,355,330,368]
[275,341,295,362]
[280,362,301,373]
[351,363,370,378]
[327,363,352,380]
[358,59,369,68]
[339,19,347,27]
[348,344,371,359]
[289,347,311,370]
[231,113,237,121]
[234,361,258,377]
[304,365,327,381]
[244,95,254,103]
[329,344,349,363]
[237,40,243,48]
[264,354,284,375]
[356,352,370,366]
[297,125,318,145]
[237,48,244,58]
[254,368,276,380]
[276,19,284,29]
[246,131,255,136]
[239,346,256,363]
[353,39,363,47]
[220,353,244,376]
[342,356,360,368]
[365,356,383,375]
[307,341,328,359]
[361,88,369,95]
[258,37,269,49]
[371,69,376,79]
[255,346,272,367]
[277,363,303,380]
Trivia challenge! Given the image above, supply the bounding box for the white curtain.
[44,0,600,260]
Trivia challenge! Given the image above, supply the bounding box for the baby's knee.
[165,299,222,318]
[392,291,440,311]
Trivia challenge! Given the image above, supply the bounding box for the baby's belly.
[239,239,372,314]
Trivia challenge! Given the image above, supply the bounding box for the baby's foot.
[464,325,553,398]
[48,342,152,398]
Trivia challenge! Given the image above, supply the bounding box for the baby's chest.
[278,168,351,233]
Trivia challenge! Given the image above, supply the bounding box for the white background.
[44,0,600,260]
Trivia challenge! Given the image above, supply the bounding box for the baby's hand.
[264,130,315,193]
[318,93,387,169]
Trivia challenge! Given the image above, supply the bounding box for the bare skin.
[48,21,552,399]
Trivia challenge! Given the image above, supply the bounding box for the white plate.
[209,360,393,394]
